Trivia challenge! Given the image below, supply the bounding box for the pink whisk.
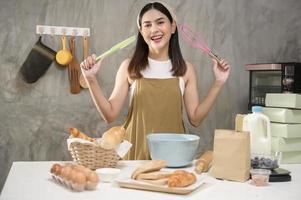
[180,24,224,67]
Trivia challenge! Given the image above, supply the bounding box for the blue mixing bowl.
[147,133,200,167]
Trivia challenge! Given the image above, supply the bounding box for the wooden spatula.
[68,36,81,94]
[79,36,89,89]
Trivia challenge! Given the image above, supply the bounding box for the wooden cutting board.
[117,178,206,195]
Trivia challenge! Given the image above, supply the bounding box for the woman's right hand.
[80,54,103,79]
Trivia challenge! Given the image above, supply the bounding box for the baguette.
[69,128,95,142]
[100,126,125,149]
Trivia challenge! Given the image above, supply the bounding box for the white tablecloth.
[0,161,300,200]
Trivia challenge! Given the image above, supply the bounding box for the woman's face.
[140,9,176,53]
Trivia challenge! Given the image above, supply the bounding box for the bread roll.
[100,126,125,149]
[167,170,197,187]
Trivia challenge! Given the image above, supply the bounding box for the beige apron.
[123,78,185,160]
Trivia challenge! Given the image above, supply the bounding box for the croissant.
[168,170,197,187]
[69,128,95,142]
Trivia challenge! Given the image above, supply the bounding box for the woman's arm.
[183,59,230,127]
[81,56,130,123]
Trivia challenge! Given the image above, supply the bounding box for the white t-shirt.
[129,57,185,101]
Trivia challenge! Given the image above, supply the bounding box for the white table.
[0,161,300,200]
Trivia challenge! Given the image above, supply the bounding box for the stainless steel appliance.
[245,62,301,109]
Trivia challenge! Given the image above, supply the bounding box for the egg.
[87,171,99,183]
[61,166,72,180]
[85,171,99,190]
[50,164,62,176]
[70,171,86,192]
[73,164,93,177]
[73,164,89,172]
[65,169,77,182]
[72,164,85,170]
[71,182,85,192]
[71,171,86,184]
[85,181,98,190]
[64,163,74,168]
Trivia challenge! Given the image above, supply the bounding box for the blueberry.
[258,159,264,167]
[263,158,272,168]
[272,160,279,169]
[251,160,259,168]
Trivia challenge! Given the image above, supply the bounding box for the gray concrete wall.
[0,0,300,192]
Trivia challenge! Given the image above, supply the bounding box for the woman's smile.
[151,34,164,43]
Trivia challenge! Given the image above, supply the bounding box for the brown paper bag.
[210,129,250,182]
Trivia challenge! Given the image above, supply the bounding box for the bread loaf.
[100,126,125,149]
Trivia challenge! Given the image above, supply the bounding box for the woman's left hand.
[212,58,230,85]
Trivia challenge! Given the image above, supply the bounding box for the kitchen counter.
[0,161,300,200]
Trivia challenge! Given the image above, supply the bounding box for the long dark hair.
[128,2,187,79]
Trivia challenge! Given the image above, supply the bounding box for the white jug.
[243,106,271,155]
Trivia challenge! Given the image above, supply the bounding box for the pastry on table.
[136,171,172,180]
[168,170,197,187]
[131,160,166,179]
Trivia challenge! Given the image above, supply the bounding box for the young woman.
[81,2,230,160]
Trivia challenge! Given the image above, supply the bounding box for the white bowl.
[96,168,121,182]
[147,133,200,167]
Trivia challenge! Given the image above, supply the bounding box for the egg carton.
[51,174,97,192]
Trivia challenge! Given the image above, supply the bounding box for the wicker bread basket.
[68,141,120,170]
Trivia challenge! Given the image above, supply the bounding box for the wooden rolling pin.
[195,151,213,174]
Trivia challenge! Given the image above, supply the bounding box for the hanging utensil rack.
[36,25,90,37]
